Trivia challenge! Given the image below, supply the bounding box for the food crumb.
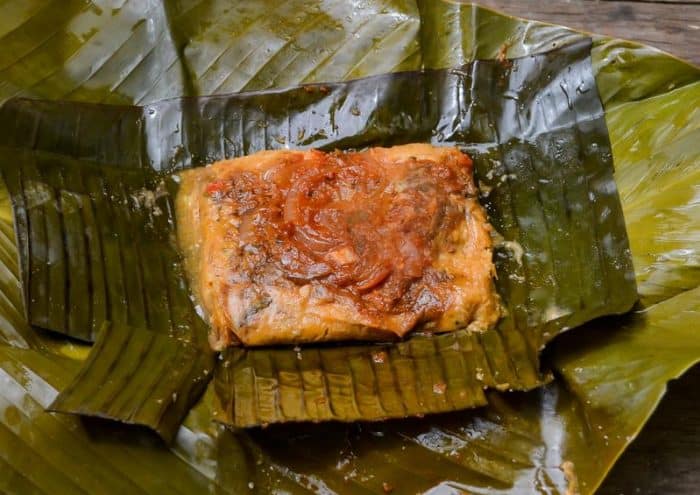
[372,351,387,364]
[479,183,493,197]
[248,481,255,489]
[497,41,513,68]
[432,382,446,394]
[500,240,524,266]
[560,460,580,495]
[382,482,394,493]
[497,42,509,62]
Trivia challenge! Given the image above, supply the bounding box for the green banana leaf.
[0,1,698,493]
[0,37,636,429]
[48,322,213,442]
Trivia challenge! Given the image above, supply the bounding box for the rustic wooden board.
[479,0,700,66]
[599,365,700,494]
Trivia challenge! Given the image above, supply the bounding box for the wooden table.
[479,0,700,66]
[477,3,700,493]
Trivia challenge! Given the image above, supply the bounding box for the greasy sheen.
[176,144,499,348]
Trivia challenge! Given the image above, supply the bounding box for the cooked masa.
[176,144,499,348]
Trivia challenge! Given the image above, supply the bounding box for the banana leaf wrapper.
[0,0,697,493]
[0,145,216,441]
[0,39,636,430]
[47,322,213,441]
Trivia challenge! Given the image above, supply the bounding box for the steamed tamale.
[176,144,500,348]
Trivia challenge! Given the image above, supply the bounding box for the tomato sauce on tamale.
[176,144,499,348]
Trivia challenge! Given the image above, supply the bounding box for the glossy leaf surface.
[0,39,635,428]
[0,1,697,493]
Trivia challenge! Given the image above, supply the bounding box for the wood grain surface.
[598,366,700,494]
[478,0,700,66]
[473,3,700,493]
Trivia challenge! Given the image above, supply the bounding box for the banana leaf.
[0,144,216,439]
[0,0,698,493]
[0,37,636,429]
[47,322,213,442]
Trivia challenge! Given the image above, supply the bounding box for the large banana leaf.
[0,37,636,430]
[0,1,698,494]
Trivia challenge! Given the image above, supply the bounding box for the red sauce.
[207,149,474,316]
